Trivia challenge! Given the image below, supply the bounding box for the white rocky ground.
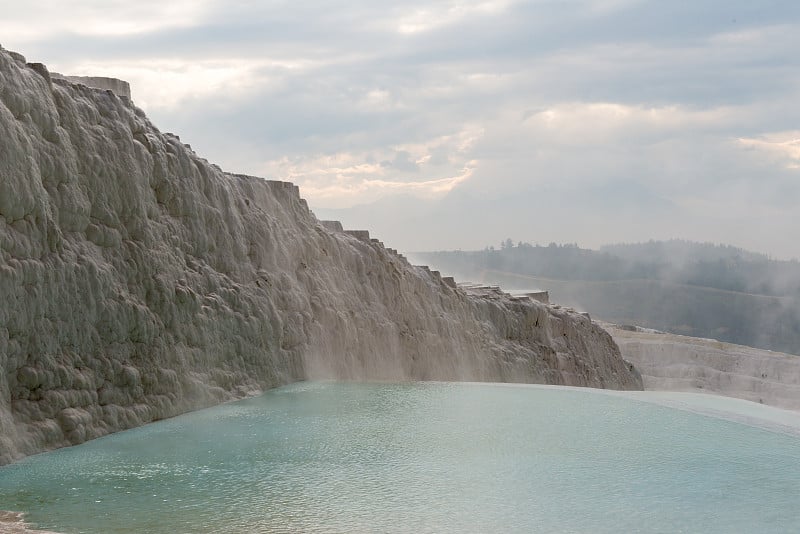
[0,47,641,465]
[606,323,800,410]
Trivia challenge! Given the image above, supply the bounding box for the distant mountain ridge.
[416,240,800,355]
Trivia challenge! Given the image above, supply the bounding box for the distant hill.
[415,240,800,355]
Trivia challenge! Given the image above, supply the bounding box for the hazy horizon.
[3,1,799,259]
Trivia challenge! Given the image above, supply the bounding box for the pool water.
[1,382,799,533]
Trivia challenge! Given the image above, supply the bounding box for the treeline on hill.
[415,240,800,355]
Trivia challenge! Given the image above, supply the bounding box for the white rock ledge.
[50,74,132,100]
[606,323,800,410]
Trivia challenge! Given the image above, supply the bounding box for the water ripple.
[1,382,799,533]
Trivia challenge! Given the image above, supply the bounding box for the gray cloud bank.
[3,0,799,258]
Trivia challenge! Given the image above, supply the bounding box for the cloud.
[739,133,800,169]
[301,162,474,202]
[298,163,476,205]
[2,0,799,257]
[381,151,421,173]
[0,0,214,41]
[393,0,518,34]
[59,58,283,109]
[252,125,484,207]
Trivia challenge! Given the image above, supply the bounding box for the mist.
[414,239,800,356]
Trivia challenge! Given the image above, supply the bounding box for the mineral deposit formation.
[607,324,800,410]
[0,48,641,464]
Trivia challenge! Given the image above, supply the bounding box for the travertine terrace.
[0,47,641,464]
[607,324,800,410]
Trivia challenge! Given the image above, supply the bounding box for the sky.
[2,0,799,258]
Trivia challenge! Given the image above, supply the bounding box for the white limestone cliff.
[607,324,800,410]
[0,47,641,464]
